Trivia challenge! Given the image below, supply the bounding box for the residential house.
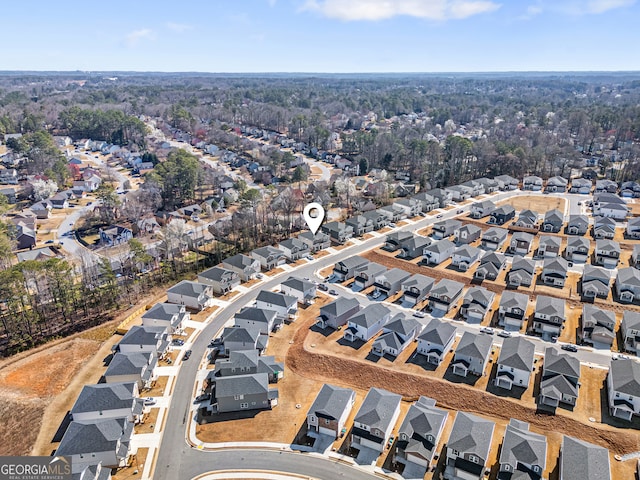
[451,332,493,377]
[343,303,392,343]
[581,265,611,300]
[280,277,316,306]
[565,237,590,263]
[394,396,449,473]
[481,227,509,250]
[498,291,529,331]
[569,178,592,194]
[476,177,500,193]
[378,204,406,222]
[306,384,356,439]
[615,267,640,303]
[451,245,482,272]
[332,255,368,281]
[30,200,52,219]
[398,235,431,259]
[593,216,616,239]
[594,239,620,269]
[566,215,589,236]
[428,278,465,313]
[13,221,36,250]
[316,297,361,330]
[362,210,390,230]
[115,325,169,356]
[278,238,309,261]
[222,254,261,282]
[581,305,616,349]
[0,187,17,204]
[633,244,640,268]
[560,436,611,480]
[55,417,133,474]
[417,319,457,365]
[495,337,535,390]
[413,192,440,212]
[488,205,516,225]
[445,184,473,202]
[539,347,580,408]
[103,351,157,390]
[509,231,534,255]
[71,383,142,424]
[541,257,569,287]
[507,256,536,288]
[219,326,266,356]
[371,314,422,357]
[141,303,189,334]
[498,419,547,478]
[621,181,640,198]
[401,274,435,306]
[0,168,18,184]
[460,287,495,323]
[444,412,495,480]
[351,388,402,453]
[594,199,628,220]
[607,358,640,420]
[198,266,241,295]
[373,268,411,299]
[166,280,213,311]
[213,350,284,383]
[533,295,566,339]
[16,246,57,263]
[514,209,539,230]
[346,215,375,236]
[322,221,355,245]
[495,174,519,190]
[432,219,461,240]
[470,200,496,219]
[298,230,331,252]
[353,262,387,291]
[546,176,568,193]
[255,290,298,322]
[384,231,414,251]
[626,217,640,239]
[453,224,482,245]
[251,246,286,271]
[523,175,543,191]
[394,197,422,217]
[423,239,456,266]
[99,225,133,247]
[621,311,640,355]
[537,235,562,258]
[426,188,452,208]
[474,252,507,281]
[235,307,278,335]
[213,373,278,413]
[542,209,564,233]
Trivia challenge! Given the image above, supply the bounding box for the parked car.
[256,273,264,279]
[183,350,192,360]
[371,289,382,299]
[172,339,185,346]
[561,344,578,352]
[457,209,464,214]
[497,330,511,338]
[480,327,494,335]
[44,240,54,244]
[329,289,338,296]
[614,354,631,360]
[143,397,156,406]
[318,283,329,291]
[436,214,443,218]
[413,311,426,318]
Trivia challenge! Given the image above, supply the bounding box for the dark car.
[194,393,211,403]
[183,349,192,360]
[561,344,578,352]
[436,214,443,218]
[318,283,329,291]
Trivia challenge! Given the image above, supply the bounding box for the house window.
[469,455,479,464]
[240,402,248,409]
[325,419,330,425]
[234,394,244,401]
[616,392,620,398]
[451,449,459,456]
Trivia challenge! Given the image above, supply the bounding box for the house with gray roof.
[475,251,506,281]
[595,239,620,269]
[384,231,414,251]
[539,347,580,408]
[378,204,407,222]
[373,268,411,299]
[541,257,568,287]
[317,297,361,330]
[523,175,543,191]
[566,215,589,236]
[251,245,287,270]
[256,290,298,321]
[343,303,392,343]
[298,230,331,252]
[498,419,547,478]
[220,325,267,355]
[428,278,465,313]
[626,217,640,239]
[432,219,462,240]
[514,209,539,230]
[593,216,616,239]
[278,237,310,261]
[371,314,422,357]
[533,295,565,339]
[451,244,482,272]
[569,178,592,194]
[394,396,449,473]
[333,255,368,281]
[509,231,534,255]
[621,311,640,355]
[581,265,611,299]
[398,234,432,259]
[198,266,241,294]
[537,235,561,258]
[446,184,473,202]
[417,319,457,366]
[55,417,133,474]
[594,197,628,220]
[476,177,500,193]
[213,350,284,383]
[495,174,519,190]
[453,224,482,245]
[346,215,375,236]
[71,383,143,424]
[307,384,356,439]
[545,175,568,193]
[141,303,189,334]
[235,306,279,334]
[507,255,536,288]
[498,291,529,331]
[115,325,169,356]
[413,192,440,212]
[451,332,493,377]
[351,388,402,453]
[581,305,616,349]
[222,253,261,281]
[607,358,640,420]
[104,351,157,390]
[321,221,354,244]
[353,262,387,291]
[632,244,640,269]
[401,274,435,307]
[565,236,590,263]
[596,180,619,194]
[470,200,496,219]
[280,276,316,306]
[495,337,535,390]
[460,286,495,324]
[166,280,213,311]
[213,372,278,414]
[394,197,423,217]
[71,463,112,480]
[423,239,455,265]
[615,267,640,303]
[444,412,495,480]
[481,227,509,250]
[560,436,611,480]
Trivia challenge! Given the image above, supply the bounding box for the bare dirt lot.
[498,195,566,213]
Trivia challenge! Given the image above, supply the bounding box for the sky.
[2,0,639,73]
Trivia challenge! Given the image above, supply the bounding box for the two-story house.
[166,280,213,311]
[431,220,462,240]
[498,291,529,331]
[104,351,157,390]
[594,239,620,269]
[397,235,432,259]
[593,216,616,239]
[451,245,482,272]
[539,347,580,408]
[198,266,241,294]
[509,231,534,255]
[566,214,589,236]
[384,231,414,251]
[488,205,516,225]
[459,286,495,324]
[514,209,539,230]
[565,236,590,263]
[423,239,456,266]
[332,255,368,281]
[581,304,616,349]
[353,262,387,291]
[373,268,411,299]
[307,384,356,439]
[523,175,543,191]
[451,332,493,377]
[615,267,640,303]
[569,178,592,194]
[251,246,287,271]
[213,350,283,383]
[71,382,143,424]
[428,278,465,314]
[560,436,611,480]
[537,235,562,258]
[401,274,435,307]
[626,217,640,239]
[222,254,261,282]
[495,337,535,390]
[321,221,355,245]
[621,310,640,355]
[316,297,361,330]
[280,276,317,306]
[453,224,482,245]
[351,388,402,453]
[444,412,495,480]
[115,325,170,356]
[481,227,509,250]
[474,252,507,281]
[498,419,547,478]
[346,215,375,236]
[371,314,422,357]
[533,295,566,339]
[343,303,392,343]
[541,257,569,287]
[581,264,611,300]
[545,176,568,193]
[470,200,496,219]
[417,319,457,366]
[278,238,310,261]
[298,230,331,252]
[608,358,640,421]
[495,174,519,190]
[507,255,536,288]
[255,290,298,322]
[141,303,189,334]
[213,373,278,413]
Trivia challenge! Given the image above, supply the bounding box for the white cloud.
[585,0,635,13]
[301,0,501,21]
[125,28,154,46]
[522,0,635,16]
[167,22,193,33]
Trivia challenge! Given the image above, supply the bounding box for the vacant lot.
[498,195,566,213]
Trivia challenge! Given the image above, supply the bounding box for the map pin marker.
[303,202,325,235]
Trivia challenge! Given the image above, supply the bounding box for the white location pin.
[303,202,325,235]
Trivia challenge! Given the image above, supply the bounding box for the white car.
[480,327,494,335]
[412,311,426,318]
[144,397,156,406]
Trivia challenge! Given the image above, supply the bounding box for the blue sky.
[2,0,639,72]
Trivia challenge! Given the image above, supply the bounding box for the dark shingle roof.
[418,319,456,346]
[498,337,535,371]
[560,436,611,480]
[308,384,355,421]
[354,387,402,431]
[447,411,495,459]
[609,359,640,397]
[71,383,137,415]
